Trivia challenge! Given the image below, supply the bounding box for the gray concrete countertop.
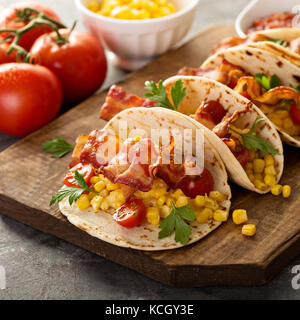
[1,0,300,299]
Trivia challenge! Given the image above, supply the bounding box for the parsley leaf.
[255,73,281,91]
[50,170,96,206]
[145,79,186,111]
[230,118,279,155]
[42,137,74,158]
[159,202,196,245]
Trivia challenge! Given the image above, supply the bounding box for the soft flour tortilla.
[163,76,284,194]
[201,45,300,147]
[247,28,300,69]
[59,107,231,251]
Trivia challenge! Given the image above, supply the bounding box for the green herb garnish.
[230,118,279,155]
[159,202,196,245]
[50,170,96,206]
[42,137,74,158]
[255,73,281,91]
[267,39,288,47]
[145,79,186,111]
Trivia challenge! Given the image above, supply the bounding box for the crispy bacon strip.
[99,85,156,121]
[69,134,89,168]
[212,103,252,138]
[254,86,299,105]
[103,138,159,192]
[79,130,122,169]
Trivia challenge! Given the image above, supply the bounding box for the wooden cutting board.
[1,25,300,287]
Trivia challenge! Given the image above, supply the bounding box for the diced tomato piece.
[64,163,95,188]
[113,199,146,228]
[178,168,214,198]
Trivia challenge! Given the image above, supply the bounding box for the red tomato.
[30,29,107,105]
[64,163,95,188]
[0,43,17,64]
[290,102,300,126]
[113,199,146,228]
[178,168,214,198]
[0,1,60,51]
[233,148,250,168]
[0,63,62,136]
[198,100,226,124]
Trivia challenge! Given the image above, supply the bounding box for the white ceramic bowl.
[75,0,199,70]
[235,0,300,38]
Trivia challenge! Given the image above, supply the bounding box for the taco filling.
[53,129,230,245]
[178,59,300,141]
[188,99,279,191]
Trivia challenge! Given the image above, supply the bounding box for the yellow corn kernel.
[160,205,171,219]
[254,173,263,181]
[157,195,166,207]
[254,179,267,190]
[264,174,276,187]
[264,155,274,166]
[100,199,109,211]
[88,191,96,200]
[271,184,282,196]
[213,210,229,222]
[283,118,294,130]
[114,200,125,209]
[172,188,184,199]
[154,187,167,199]
[264,165,277,176]
[209,191,225,202]
[87,1,100,12]
[282,185,292,198]
[253,159,265,173]
[246,170,254,177]
[205,197,218,210]
[146,207,160,226]
[195,195,205,207]
[242,224,256,236]
[134,135,141,142]
[248,173,255,183]
[268,114,283,127]
[91,195,103,212]
[90,176,102,184]
[176,196,189,208]
[106,182,119,191]
[99,189,109,197]
[274,109,289,119]
[232,209,248,225]
[245,162,253,171]
[94,180,106,192]
[77,194,90,210]
[196,208,213,224]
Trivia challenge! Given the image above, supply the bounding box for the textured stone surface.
[1,0,300,299]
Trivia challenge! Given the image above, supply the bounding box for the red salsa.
[247,12,297,33]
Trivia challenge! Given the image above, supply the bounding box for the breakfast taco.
[163,76,284,194]
[212,28,300,68]
[178,46,300,147]
[51,107,231,250]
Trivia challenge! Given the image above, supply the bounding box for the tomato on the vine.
[178,168,214,198]
[0,63,62,136]
[0,1,61,51]
[113,199,147,228]
[30,29,107,105]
